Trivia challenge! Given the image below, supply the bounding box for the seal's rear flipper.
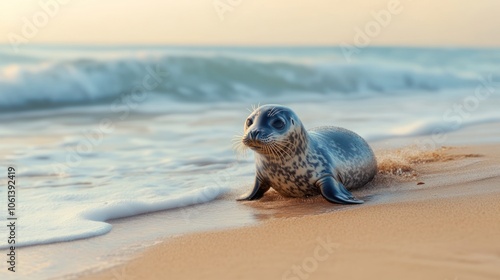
[316,176,364,204]
[236,178,270,201]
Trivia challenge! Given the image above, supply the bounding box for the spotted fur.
[242,104,377,198]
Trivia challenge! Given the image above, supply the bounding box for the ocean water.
[1,45,500,278]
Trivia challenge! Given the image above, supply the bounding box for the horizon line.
[1,42,499,50]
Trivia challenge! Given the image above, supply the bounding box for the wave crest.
[0,54,479,111]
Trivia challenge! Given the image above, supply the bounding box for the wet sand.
[81,144,500,280]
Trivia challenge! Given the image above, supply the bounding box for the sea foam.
[0,186,228,248]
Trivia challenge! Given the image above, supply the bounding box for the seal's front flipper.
[237,178,270,201]
[316,176,364,204]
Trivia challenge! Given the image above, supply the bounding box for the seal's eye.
[246,118,253,127]
[272,119,285,130]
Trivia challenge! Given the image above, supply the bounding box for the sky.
[0,0,499,47]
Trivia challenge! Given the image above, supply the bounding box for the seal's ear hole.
[291,118,295,125]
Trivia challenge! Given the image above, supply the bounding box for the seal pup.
[236,104,377,204]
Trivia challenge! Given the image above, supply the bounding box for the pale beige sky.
[1,0,499,46]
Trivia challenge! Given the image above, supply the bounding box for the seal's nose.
[248,130,261,140]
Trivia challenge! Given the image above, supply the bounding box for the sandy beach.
[80,144,500,280]
[2,1,500,279]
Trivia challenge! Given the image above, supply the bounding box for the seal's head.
[241,104,307,160]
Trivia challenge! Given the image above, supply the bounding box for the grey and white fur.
[237,104,377,204]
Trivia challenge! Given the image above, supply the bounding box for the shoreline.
[79,144,500,280]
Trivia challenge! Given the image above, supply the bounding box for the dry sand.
[82,145,500,280]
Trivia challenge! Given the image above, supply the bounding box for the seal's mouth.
[242,131,277,155]
[242,139,274,155]
[242,138,291,158]
[243,139,265,150]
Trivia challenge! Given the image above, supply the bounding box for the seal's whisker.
[275,142,293,158]
[278,143,295,155]
[265,144,273,157]
[268,142,278,158]
[231,140,243,149]
[275,145,289,159]
[257,133,291,158]
[232,141,249,158]
[269,108,283,117]
[265,132,278,141]
[232,132,244,137]
[274,138,294,147]
[231,138,243,144]
[248,103,258,113]
[277,139,294,145]
[268,107,275,116]
[236,151,248,158]
[250,103,260,112]
[268,106,278,117]
[231,133,248,152]
[270,143,281,159]
[232,137,245,144]
[271,143,285,160]
[263,145,273,158]
[232,141,244,149]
